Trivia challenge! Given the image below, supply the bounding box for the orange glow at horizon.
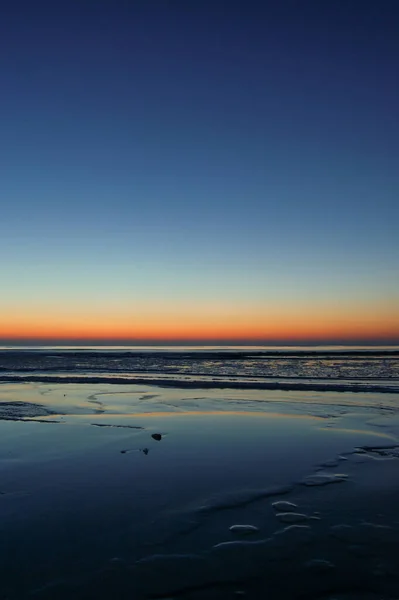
[1,299,398,342]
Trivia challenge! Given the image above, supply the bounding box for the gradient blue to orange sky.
[1,1,398,345]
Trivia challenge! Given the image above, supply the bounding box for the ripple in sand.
[213,539,269,551]
[358,444,399,459]
[196,484,293,513]
[211,538,273,578]
[91,423,143,429]
[229,524,259,535]
[302,473,348,486]
[271,500,298,512]
[276,512,309,523]
[305,558,335,571]
[274,524,312,535]
[273,524,313,546]
[319,458,340,468]
[270,525,314,559]
[146,486,292,549]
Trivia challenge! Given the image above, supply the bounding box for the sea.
[0,345,398,393]
[2,345,399,598]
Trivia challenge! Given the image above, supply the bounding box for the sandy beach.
[1,382,399,599]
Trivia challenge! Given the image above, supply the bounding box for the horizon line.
[1,339,399,347]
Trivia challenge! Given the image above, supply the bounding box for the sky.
[1,0,398,345]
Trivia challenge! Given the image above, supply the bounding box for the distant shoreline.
[1,348,399,358]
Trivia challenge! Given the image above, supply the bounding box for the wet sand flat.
[1,383,399,599]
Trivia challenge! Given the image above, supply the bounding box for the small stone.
[142,448,149,455]
[152,433,162,441]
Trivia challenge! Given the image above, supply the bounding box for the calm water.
[1,379,399,599]
[1,349,399,598]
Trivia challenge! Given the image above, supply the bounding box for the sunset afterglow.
[1,2,398,346]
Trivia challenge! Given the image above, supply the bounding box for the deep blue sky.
[1,1,398,343]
